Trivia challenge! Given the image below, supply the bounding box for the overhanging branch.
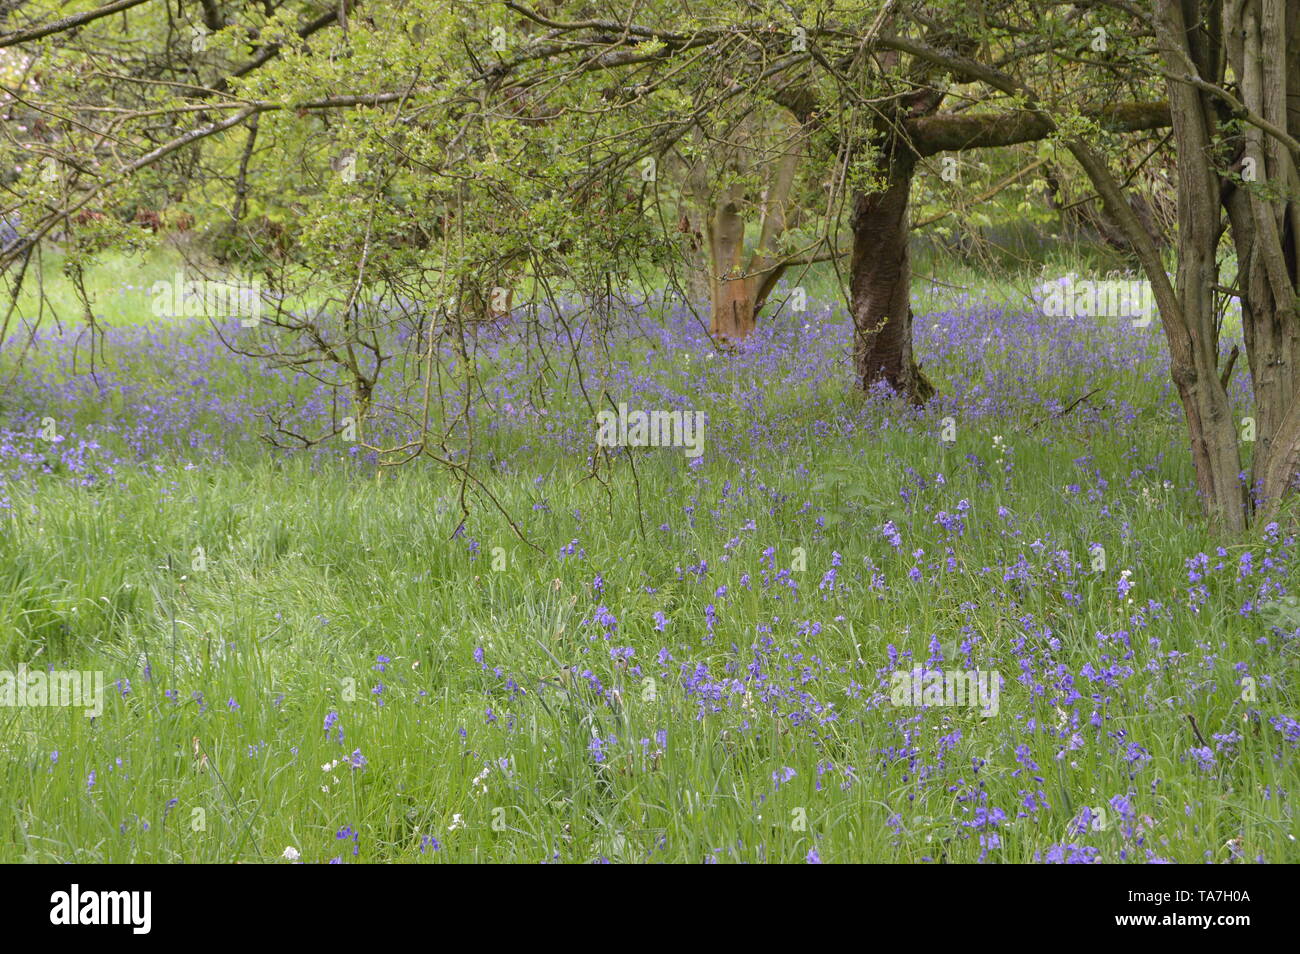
[907,102,1171,156]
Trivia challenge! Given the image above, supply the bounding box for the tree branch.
[0,0,157,49]
[907,102,1171,156]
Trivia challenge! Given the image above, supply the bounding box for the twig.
[1023,387,1101,432]
[1186,713,1210,749]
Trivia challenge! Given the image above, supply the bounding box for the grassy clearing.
[0,249,1294,864]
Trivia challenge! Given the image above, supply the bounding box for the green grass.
[0,245,1292,864]
[0,421,1295,863]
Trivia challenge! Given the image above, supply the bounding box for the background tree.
[2,0,1297,527]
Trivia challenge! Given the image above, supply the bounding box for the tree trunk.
[676,142,714,313]
[680,111,807,345]
[675,209,711,307]
[706,184,755,343]
[1223,0,1300,518]
[1226,188,1300,508]
[1153,1,1248,531]
[1056,3,1247,529]
[848,139,932,402]
[1169,228,1247,531]
[743,126,801,319]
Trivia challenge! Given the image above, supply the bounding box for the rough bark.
[841,101,1170,399]
[1224,0,1300,515]
[848,141,933,403]
[1144,1,1248,531]
[907,102,1172,156]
